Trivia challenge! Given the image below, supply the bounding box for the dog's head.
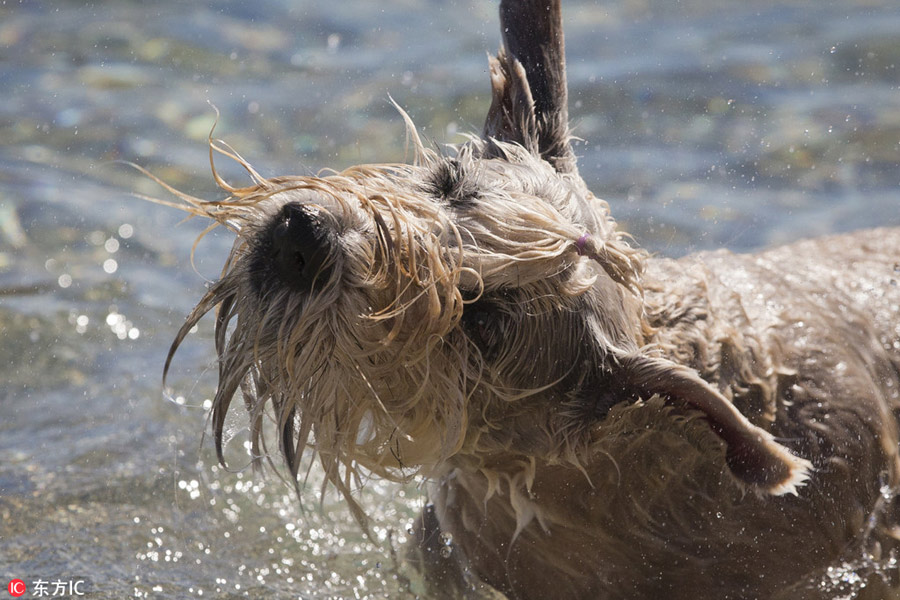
[165,122,646,489]
[164,0,809,512]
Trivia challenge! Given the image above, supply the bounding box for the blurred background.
[1,0,899,597]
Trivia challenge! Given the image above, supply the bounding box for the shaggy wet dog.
[159,1,900,598]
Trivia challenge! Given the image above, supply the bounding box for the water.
[1,0,899,598]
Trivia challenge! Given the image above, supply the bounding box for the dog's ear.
[617,353,812,495]
[484,0,576,174]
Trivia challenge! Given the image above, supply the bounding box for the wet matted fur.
[158,1,900,598]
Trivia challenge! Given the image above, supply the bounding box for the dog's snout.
[264,203,335,292]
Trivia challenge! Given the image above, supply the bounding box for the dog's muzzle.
[251,202,336,294]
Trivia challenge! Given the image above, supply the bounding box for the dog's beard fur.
[161,125,649,524]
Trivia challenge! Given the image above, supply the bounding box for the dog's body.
[163,1,900,598]
[417,228,900,600]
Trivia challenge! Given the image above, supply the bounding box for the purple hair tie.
[575,233,591,256]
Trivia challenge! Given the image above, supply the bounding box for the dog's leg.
[406,503,505,599]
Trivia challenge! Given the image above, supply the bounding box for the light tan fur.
[157,1,900,598]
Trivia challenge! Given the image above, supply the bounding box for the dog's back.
[643,228,900,598]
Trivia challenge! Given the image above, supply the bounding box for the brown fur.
[157,1,900,598]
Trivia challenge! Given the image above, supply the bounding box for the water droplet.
[326,33,342,53]
[440,546,453,558]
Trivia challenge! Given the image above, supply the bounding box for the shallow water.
[1,0,900,598]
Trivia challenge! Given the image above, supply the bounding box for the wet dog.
[161,1,900,598]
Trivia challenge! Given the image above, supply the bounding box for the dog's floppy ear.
[484,0,576,174]
[617,353,812,495]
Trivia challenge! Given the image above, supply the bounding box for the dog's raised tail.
[484,0,576,175]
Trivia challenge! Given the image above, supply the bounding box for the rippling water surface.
[2,0,900,598]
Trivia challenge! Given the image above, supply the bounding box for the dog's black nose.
[262,203,335,292]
